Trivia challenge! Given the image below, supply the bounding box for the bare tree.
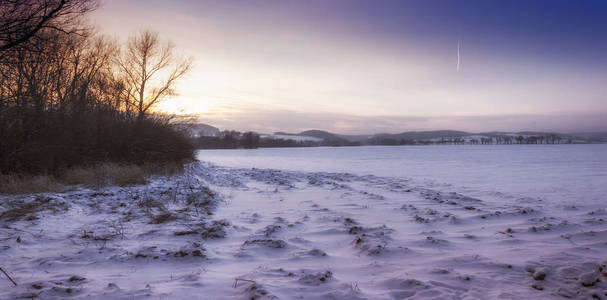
[0,0,98,52]
[118,30,192,119]
[0,4,195,174]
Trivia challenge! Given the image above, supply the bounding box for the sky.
[91,0,607,134]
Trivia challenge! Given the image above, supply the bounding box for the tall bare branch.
[0,0,98,52]
[118,30,192,119]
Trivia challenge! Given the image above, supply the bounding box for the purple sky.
[92,0,607,134]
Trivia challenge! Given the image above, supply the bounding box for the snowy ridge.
[1,161,606,299]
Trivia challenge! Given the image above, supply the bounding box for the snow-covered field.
[1,145,607,299]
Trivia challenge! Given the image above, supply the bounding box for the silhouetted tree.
[241,132,260,149]
[118,30,192,119]
[0,3,194,175]
[0,0,97,53]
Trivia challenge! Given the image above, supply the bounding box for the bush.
[0,107,194,176]
[0,18,194,178]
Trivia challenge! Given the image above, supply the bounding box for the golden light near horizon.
[92,0,607,134]
[153,67,230,115]
[155,96,215,115]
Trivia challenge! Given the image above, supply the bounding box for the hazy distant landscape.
[190,123,607,149]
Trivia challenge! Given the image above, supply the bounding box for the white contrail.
[457,39,461,72]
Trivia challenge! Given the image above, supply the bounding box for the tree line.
[0,0,194,175]
[193,132,574,149]
[192,131,333,149]
[193,131,317,149]
[366,134,572,146]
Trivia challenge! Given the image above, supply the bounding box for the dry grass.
[0,162,185,195]
[61,163,146,187]
[0,175,64,195]
[140,160,186,176]
[0,196,69,221]
[0,199,46,221]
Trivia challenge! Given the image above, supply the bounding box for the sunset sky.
[92,0,607,134]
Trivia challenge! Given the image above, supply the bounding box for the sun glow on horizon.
[93,0,607,133]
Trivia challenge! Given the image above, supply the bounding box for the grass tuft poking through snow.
[0,161,186,194]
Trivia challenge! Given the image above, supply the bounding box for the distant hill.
[372,130,470,141]
[189,123,220,137]
[269,132,322,142]
[514,131,563,137]
[270,130,359,146]
[335,134,373,143]
[267,129,595,145]
[194,124,605,147]
[299,130,352,145]
[571,132,607,142]
[299,130,343,141]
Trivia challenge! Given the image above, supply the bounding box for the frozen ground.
[1,145,607,299]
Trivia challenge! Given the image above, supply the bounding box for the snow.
[1,144,607,299]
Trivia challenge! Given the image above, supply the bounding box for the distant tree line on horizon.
[193,131,326,149]
[368,134,571,146]
[193,131,574,150]
[0,0,194,175]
